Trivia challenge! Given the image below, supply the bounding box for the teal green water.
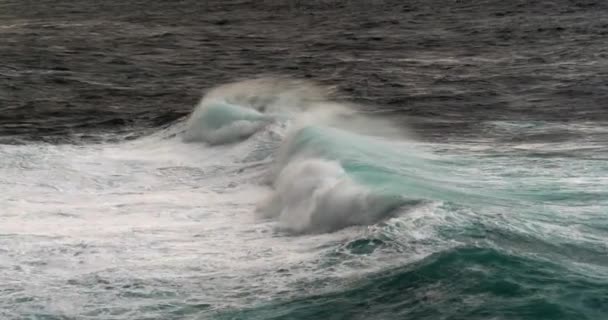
[228,123,608,319]
[219,247,608,320]
[283,126,506,204]
[185,100,608,319]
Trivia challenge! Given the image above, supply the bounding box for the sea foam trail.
[181,78,466,233]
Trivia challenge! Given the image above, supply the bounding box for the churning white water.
[4,79,605,319]
[0,79,449,319]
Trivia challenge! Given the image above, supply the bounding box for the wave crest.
[182,77,421,233]
[257,158,406,233]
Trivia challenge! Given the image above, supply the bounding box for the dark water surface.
[2,0,607,140]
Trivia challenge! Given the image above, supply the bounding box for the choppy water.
[2,78,607,320]
[2,0,608,319]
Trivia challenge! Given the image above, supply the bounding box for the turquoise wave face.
[281,125,507,206]
[199,102,268,130]
[184,102,271,144]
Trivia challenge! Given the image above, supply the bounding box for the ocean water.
[2,78,607,320]
[3,0,608,319]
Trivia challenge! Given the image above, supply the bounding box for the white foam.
[0,133,441,317]
[0,78,449,318]
[257,158,404,234]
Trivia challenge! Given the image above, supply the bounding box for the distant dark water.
[2,0,608,141]
[2,1,608,320]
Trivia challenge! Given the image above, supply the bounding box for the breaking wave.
[182,77,470,233]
